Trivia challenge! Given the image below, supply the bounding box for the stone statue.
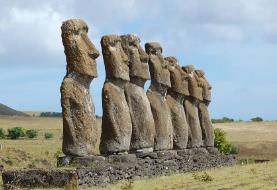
[121,34,155,153]
[145,42,173,151]
[60,19,99,156]
[182,65,203,148]
[100,35,132,155]
[195,70,215,147]
[165,57,189,149]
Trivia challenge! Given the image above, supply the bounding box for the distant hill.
[0,103,29,116]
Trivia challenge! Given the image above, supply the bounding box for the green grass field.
[0,116,277,189]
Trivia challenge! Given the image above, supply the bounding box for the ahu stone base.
[2,148,235,189]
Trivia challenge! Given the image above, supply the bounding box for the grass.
[31,160,277,190]
[0,116,277,189]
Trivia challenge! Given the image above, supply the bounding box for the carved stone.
[145,42,173,151]
[195,70,215,147]
[182,65,203,148]
[121,34,155,152]
[100,35,132,155]
[60,19,99,156]
[165,57,189,149]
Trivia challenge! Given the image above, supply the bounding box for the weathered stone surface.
[60,19,99,156]
[145,42,173,151]
[195,70,215,147]
[2,169,77,189]
[165,57,189,96]
[100,35,132,155]
[101,35,129,81]
[145,42,171,88]
[107,154,137,163]
[182,65,203,148]
[165,57,189,149]
[57,155,106,167]
[121,34,155,152]
[3,153,235,189]
[147,89,173,151]
[100,81,132,155]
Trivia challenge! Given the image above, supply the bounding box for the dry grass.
[32,160,277,190]
[1,117,277,189]
[214,121,277,160]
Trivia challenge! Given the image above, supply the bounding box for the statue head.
[101,35,129,81]
[61,19,99,77]
[182,64,194,74]
[145,42,171,89]
[195,69,211,102]
[195,69,205,78]
[165,56,189,96]
[120,34,150,85]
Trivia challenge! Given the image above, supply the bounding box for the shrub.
[25,129,38,139]
[251,117,263,122]
[0,128,6,139]
[7,127,25,139]
[40,112,62,117]
[44,132,53,139]
[214,128,239,154]
[212,117,234,123]
[192,172,213,182]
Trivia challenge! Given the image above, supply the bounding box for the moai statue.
[100,35,132,155]
[165,57,189,149]
[182,65,203,148]
[60,19,100,156]
[195,70,215,147]
[121,34,155,153]
[145,42,173,151]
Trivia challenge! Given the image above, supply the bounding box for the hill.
[0,103,29,116]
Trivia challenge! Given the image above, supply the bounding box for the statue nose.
[89,50,100,59]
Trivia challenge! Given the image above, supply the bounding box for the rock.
[57,155,72,167]
[136,152,158,159]
[2,169,77,189]
[191,147,209,154]
[195,70,215,147]
[156,150,178,160]
[100,35,132,155]
[71,156,106,167]
[182,65,203,148]
[121,34,155,152]
[176,149,193,157]
[207,147,219,154]
[108,154,137,163]
[165,57,189,149]
[57,155,106,167]
[60,19,100,156]
[145,42,173,151]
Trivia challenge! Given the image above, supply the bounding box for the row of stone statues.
[60,19,214,157]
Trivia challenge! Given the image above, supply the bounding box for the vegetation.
[251,117,263,122]
[211,117,234,123]
[0,128,5,139]
[214,128,239,154]
[1,116,277,189]
[7,127,25,139]
[44,132,54,139]
[40,112,62,117]
[25,129,38,139]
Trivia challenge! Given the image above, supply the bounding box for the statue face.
[165,57,189,96]
[121,34,150,81]
[145,42,171,88]
[61,19,99,77]
[101,35,130,81]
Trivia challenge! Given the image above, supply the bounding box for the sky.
[0,0,277,120]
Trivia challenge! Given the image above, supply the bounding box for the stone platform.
[2,148,235,189]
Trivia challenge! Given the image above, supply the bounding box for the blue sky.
[0,0,277,120]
